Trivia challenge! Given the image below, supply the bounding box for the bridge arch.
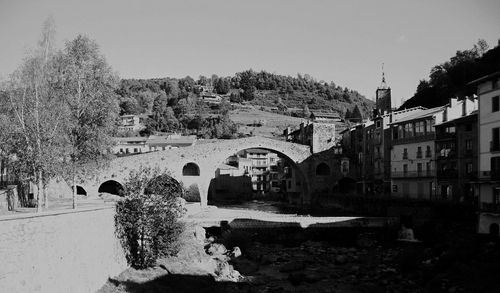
[203,146,311,206]
[316,162,331,176]
[98,180,124,196]
[182,162,200,176]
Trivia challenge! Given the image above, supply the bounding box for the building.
[284,121,337,154]
[118,114,146,132]
[389,106,443,199]
[434,97,478,202]
[310,112,343,123]
[146,134,196,151]
[469,71,500,234]
[113,137,149,155]
[112,134,197,156]
[340,71,426,195]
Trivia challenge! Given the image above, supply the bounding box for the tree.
[0,17,65,211]
[350,105,363,122]
[59,35,119,209]
[114,167,185,268]
[302,103,311,119]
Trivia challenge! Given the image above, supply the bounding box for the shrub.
[115,167,185,269]
[183,184,201,202]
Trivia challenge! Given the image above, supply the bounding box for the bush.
[183,184,201,202]
[115,167,186,269]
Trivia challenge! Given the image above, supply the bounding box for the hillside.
[400,40,500,110]
[116,70,374,119]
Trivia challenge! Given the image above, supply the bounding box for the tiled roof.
[390,106,444,125]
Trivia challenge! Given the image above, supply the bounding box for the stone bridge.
[80,136,318,207]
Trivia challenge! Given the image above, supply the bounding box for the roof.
[389,106,444,125]
[113,137,148,143]
[146,136,196,146]
[467,71,500,86]
[218,163,238,170]
[434,111,478,127]
[312,112,341,119]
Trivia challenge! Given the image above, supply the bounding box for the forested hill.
[116,70,374,118]
[400,40,500,110]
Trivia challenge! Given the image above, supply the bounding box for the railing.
[426,150,432,158]
[392,170,435,178]
[402,153,408,159]
[416,151,422,159]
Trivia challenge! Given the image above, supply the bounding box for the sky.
[0,0,499,107]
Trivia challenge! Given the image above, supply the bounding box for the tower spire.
[379,63,388,89]
[382,63,385,83]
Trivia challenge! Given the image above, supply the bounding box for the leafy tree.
[0,17,65,210]
[59,35,119,209]
[115,167,185,268]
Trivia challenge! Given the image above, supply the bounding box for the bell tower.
[375,64,392,116]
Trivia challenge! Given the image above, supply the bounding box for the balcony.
[392,170,435,178]
[402,153,408,160]
[481,203,500,213]
[425,150,432,158]
[416,151,422,159]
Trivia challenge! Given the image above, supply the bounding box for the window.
[426,162,432,174]
[443,109,448,122]
[445,126,456,134]
[466,139,473,152]
[133,148,138,153]
[393,127,399,140]
[376,120,381,128]
[398,125,404,139]
[462,102,466,116]
[403,148,408,159]
[493,96,500,112]
[416,146,422,158]
[403,164,408,175]
[466,163,473,175]
[492,128,500,151]
[404,123,414,138]
[426,146,432,157]
[415,121,425,136]
[417,163,422,175]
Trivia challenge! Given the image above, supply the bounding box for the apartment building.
[390,107,443,199]
[434,97,478,202]
[469,71,500,234]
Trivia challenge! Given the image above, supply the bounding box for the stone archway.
[72,185,87,196]
[204,147,310,206]
[98,180,124,196]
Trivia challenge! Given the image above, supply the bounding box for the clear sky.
[0,0,499,106]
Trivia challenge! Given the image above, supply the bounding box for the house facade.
[469,71,500,234]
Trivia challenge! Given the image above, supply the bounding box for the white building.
[389,107,444,199]
[469,71,500,234]
[118,114,146,132]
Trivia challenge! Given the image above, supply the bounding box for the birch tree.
[59,35,119,209]
[0,17,66,211]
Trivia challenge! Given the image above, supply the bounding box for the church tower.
[375,65,392,116]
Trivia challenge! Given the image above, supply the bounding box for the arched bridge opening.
[98,180,124,196]
[207,147,310,210]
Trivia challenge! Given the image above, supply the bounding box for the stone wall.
[0,206,126,293]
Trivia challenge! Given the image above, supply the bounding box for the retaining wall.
[0,206,126,293]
